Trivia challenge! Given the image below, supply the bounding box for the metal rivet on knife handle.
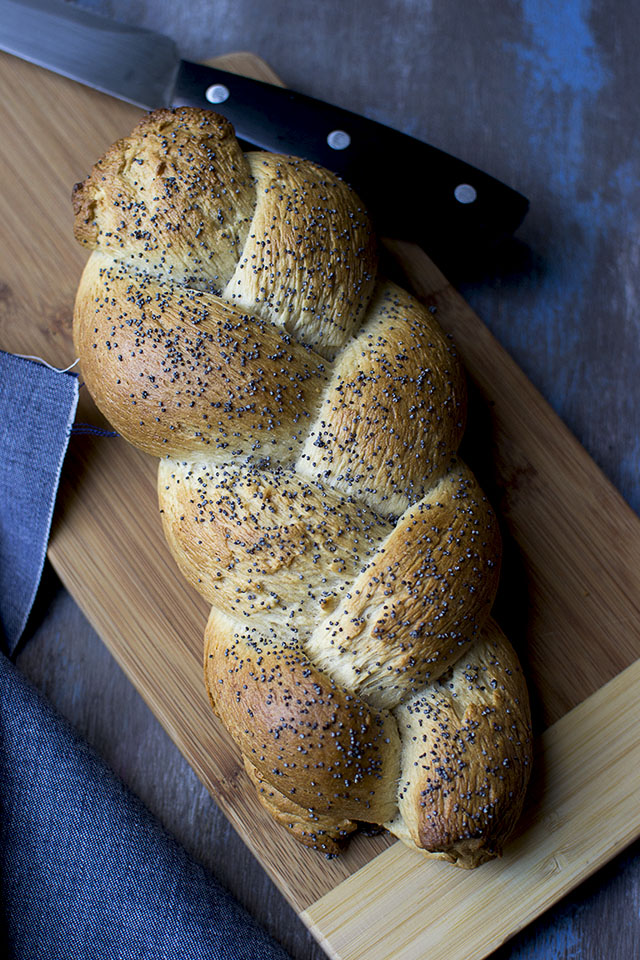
[327,129,351,150]
[454,183,477,204]
[205,84,230,104]
[0,0,530,254]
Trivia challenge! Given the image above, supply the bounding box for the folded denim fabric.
[0,654,291,960]
[0,350,291,959]
[0,351,78,654]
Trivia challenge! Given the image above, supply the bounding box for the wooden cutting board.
[2,48,640,960]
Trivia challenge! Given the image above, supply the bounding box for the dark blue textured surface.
[457,0,640,519]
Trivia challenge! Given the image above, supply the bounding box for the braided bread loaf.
[72,107,532,868]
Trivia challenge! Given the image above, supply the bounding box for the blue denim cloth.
[0,351,291,960]
[0,351,78,654]
[0,655,290,960]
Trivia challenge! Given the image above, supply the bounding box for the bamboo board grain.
[1,47,640,959]
[302,656,640,960]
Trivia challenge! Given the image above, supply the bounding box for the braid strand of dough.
[72,108,532,867]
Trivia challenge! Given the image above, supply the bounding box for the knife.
[0,0,528,268]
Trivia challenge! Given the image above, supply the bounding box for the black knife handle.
[173,60,528,255]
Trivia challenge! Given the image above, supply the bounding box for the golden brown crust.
[243,758,358,855]
[72,106,532,865]
[387,619,532,867]
[74,253,329,460]
[157,458,392,631]
[297,280,467,516]
[305,460,502,710]
[224,152,377,357]
[204,608,400,826]
[73,108,255,289]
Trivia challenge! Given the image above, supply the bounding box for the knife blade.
[0,0,528,267]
